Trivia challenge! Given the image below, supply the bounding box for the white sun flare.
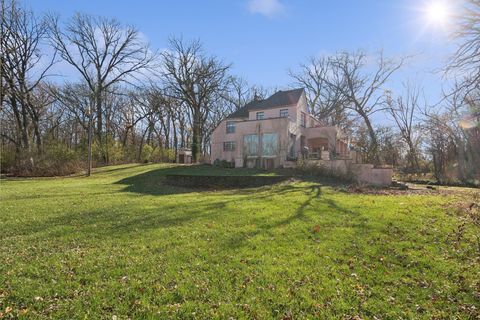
[423,1,451,28]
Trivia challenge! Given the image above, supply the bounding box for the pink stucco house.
[210,88,393,185]
[210,88,349,169]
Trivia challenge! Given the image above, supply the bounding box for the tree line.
[1,0,479,185]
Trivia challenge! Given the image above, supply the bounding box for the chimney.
[253,90,260,101]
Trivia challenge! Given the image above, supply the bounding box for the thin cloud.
[247,0,286,18]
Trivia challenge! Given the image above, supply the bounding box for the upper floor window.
[280,109,289,117]
[256,112,264,120]
[300,112,306,127]
[223,141,236,151]
[226,121,235,134]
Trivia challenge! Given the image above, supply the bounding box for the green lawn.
[1,163,479,319]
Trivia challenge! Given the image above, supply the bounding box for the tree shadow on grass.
[224,184,324,249]
[276,184,322,227]
[5,178,376,262]
[94,163,153,175]
[114,165,199,196]
[6,181,324,244]
[222,182,378,251]
[4,167,304,242]
[5,196,231,241]
[114,165,292,196]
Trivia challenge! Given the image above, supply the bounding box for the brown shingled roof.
[227,88,305,119]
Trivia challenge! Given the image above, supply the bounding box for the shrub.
[150,148,175,163]
[140,145,176,163]
[141,144,154,163]
[296,159,356,183]
[8,143,82,177]
[212,158,234,168]
[92,135,126,165]
[0,147,17,173]
[220,160,234,168]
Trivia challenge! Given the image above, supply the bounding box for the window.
[256,112,264,120]
[223,141,236,151]
[262,133,278,156]
[288,133,296,159]
[226,121,235,134]
[300,112,306,127]
[280,109,289,117]
[243,134,259,156]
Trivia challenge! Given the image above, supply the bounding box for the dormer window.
[256,112,264,120]
[280,109,289,117]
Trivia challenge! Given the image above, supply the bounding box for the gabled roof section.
[227,88,305,119]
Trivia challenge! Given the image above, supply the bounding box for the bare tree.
[0,0,11,108]
[328,50,405,164]
[1,0,56,155]
[222,76,250,111]
[376,125,404,167]
[386,82,423,171]
[161,37,230,162]
[448,0,480,94]
[48,12,158,174]
[220,76,269,113]
[289,56,349,125]
[422,83,480,183]
[50,82,95,174]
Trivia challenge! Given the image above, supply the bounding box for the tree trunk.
[31,113,42,153]
[122,126,131,148]
[137,126,149,162]
[191,110,202,162]
[86,112,93,177]
[407,140,419,171]
[20,102,29,151]
[172,119,178,162]
[359,111,379,165]
[95,86,105,163]
[179,121,185,148]
[10,96,23,152]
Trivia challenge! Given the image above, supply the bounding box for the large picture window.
[262,133,278,156]
[243,134,259,156]
[288,133,296,159]
[226,121,235,133]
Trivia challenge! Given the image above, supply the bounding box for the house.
[210,88,349,169]
[210,88,393,186]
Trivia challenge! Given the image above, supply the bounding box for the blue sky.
[28,0,460,107]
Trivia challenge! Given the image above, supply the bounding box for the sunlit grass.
[1,163,479,318]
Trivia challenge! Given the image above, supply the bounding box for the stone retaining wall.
[306,159,393,186]
[165,174,288,189]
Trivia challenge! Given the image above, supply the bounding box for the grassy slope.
[0,164,479,319]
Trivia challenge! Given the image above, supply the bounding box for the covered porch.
[306,137,330,160]
[304,125,348,160]
[304,136,349,160]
